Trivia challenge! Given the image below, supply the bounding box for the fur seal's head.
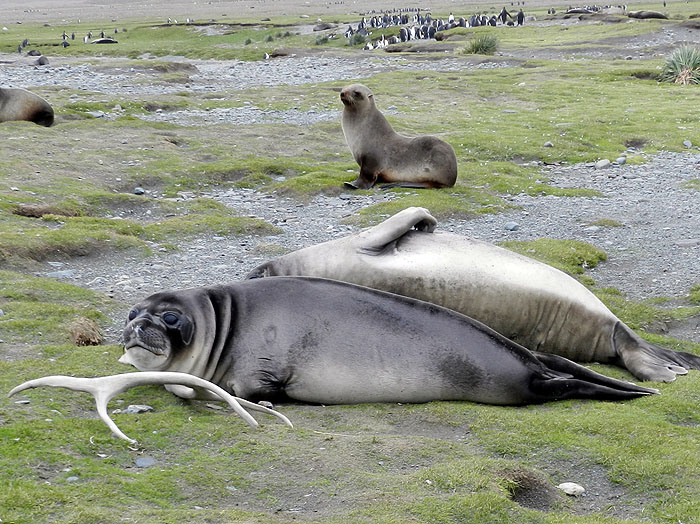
[339,83,374,111]
[120,291,196,371]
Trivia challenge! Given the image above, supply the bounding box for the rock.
[66,476,79,483]
[615,156,626,165]
[87,110,105,118]
[557,482,585,496]
[543,141,554,148]
[504,221,520,231]
[113,404,154,415]
[46,269,77,279]
[683,140,693,149]
[595,159,611,169]
[135,456,156,468]
[133,187,145,195]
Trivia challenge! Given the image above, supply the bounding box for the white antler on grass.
[9,372,293,444]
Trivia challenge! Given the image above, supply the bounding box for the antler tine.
[9,372,263,444]
[235,397,294,428]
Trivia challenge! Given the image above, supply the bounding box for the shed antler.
[9,372,293,444]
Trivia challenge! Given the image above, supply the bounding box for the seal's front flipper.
[357,207,437,254]
[531,352,658,401]
[613,322,700,382]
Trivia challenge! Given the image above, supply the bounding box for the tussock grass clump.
[463,34,499,55]
[661,45,700,84]
[348,33,367,46]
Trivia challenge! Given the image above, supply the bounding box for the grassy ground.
[2,3,700,523]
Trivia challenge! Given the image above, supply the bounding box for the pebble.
[594,159,611,169]
[504,221,520,231]
[683,140,693,148]
[615,156,626,165]
[66,476,80,483]
[543,141,554,147]
[133,187,145,195]
[45,269,77,279]
[112,404,154,414]
[135,457,156,468]
[557,482,585,496]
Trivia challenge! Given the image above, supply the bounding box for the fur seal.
[116,276,654,405]
[248,207,700,383]
[340,84,457,189]
[0,88,54,127]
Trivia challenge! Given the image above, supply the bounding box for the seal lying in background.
[11,276,655,442]
[340,84,457,189]
[0,87,54,126]
[247,207,700,382]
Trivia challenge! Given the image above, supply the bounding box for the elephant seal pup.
[119,277,655,406]
[0,88,54,127]
[247,207,700,383]
[340,84,457,189]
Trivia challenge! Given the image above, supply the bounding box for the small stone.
[584,226,600,232]
[504,221,520,231]
[676,239,700,247]
[543,141,554,148]
[0,308,4,316]
[135,457,156,468]
[503,109,517,114]
[595,159,611,169]
[66,476,79,483]
[87,110,105,118]
[558,482,585,496]
[133,187,145,195]
[683,140,693,148]
[615,156,626,165]
[46,269,76,279]
[121,404,154,414]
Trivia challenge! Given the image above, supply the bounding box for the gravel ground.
[50,150,700,347]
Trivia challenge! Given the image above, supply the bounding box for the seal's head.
[339,83,374,111]
[120,292,195,371]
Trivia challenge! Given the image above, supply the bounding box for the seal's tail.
[531,352,659,401]
[613,322,700,382]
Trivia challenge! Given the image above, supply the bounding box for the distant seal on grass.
[627,11,668,19]
[247,207,700,382]
[340,83,457,189]
[0,87,54,126]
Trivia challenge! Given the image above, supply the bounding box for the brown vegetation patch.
[69,317,104,346]
[502,467,560,511]
[13,204,81,219]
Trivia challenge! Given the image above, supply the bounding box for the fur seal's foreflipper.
[613,322,700,382]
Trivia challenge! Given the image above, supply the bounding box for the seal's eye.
[162,312,179,326]
[127,309,138,321]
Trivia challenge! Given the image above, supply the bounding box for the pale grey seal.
[247,207,700,382]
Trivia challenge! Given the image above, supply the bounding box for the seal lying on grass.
[11,276,655,443]
[247,207,700,382]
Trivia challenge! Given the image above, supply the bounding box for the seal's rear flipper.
[613,322,700,382]
[532,352,658,401]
